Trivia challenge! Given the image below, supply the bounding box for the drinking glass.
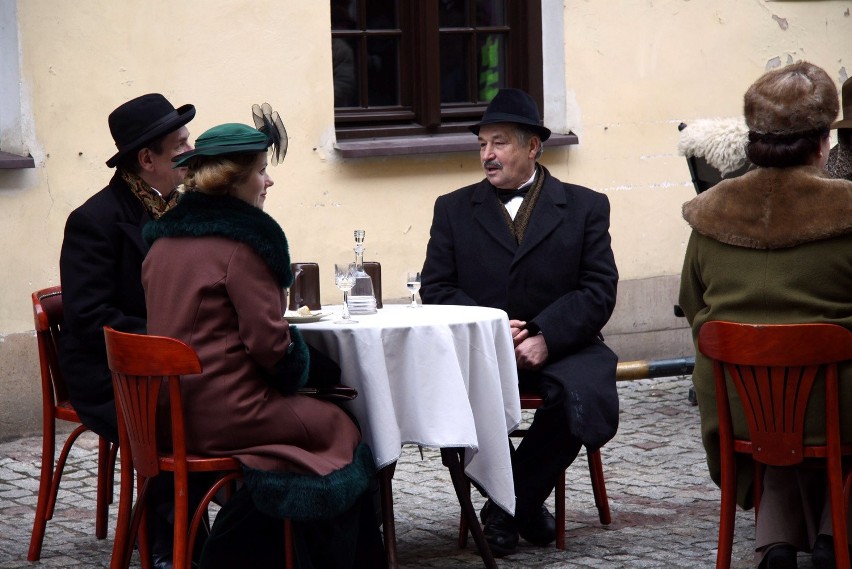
[406,271,422,308]
[334,263,358,324]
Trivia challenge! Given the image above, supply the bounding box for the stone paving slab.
[0,378,822,568]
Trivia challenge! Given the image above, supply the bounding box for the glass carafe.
[347,229,377,314]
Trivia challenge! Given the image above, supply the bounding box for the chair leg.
[111,449,138,569]
[587,448,612,525]
[28,422,87,561]
[556,469,566,550]
[95,437,112,539]
[378,463,399,569]
[716,460,736,569]
[284,518,295,569]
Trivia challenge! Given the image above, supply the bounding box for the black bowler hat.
[469,88,551,141]
[105,93,195,167]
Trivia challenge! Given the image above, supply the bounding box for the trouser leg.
[512,372,583,522]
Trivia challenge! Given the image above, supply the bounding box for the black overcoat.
[421,166,619,449]
[57,172,149,442]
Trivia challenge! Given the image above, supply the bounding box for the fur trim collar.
[677,118,749,176]
[682,165,852,249]
[143,191,294,286]
[242,442,374,521]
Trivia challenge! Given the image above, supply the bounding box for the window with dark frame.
[331,0,543,142]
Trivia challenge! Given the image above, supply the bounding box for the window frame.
[332,0,545,143]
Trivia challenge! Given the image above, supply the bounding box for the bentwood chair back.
[698,321,852,569]
[363,261,383,309]
[104,327,295,569]
[289,262,322,311]
[28,286,117,561]
[289,261,383,310]
[457,391,611,550]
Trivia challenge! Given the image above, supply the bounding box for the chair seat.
[158,455,242,473]
[55,400,81,422]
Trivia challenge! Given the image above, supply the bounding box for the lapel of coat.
[470,180,517,255]
[512,168,567,265]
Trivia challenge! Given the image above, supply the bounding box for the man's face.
[139,126,193,196]
[478,123,537,190]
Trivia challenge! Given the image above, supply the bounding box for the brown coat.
[679,165,852,508]
[142,192,371,520]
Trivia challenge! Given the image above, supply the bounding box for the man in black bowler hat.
[58,93,195,569]
[421,88,619,556]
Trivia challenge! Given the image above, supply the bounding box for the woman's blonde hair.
[182,152,260,196]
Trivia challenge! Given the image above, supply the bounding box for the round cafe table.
[294,304,521,568]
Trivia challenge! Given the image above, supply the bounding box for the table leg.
[440,448,497,569]
[377,462,398,569]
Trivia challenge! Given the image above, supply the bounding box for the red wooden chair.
[104,327,294,569]
[698,321,852,569]
[458,391,612,550]
[27,286,117,561]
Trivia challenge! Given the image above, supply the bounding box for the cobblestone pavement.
[0,377,821,568]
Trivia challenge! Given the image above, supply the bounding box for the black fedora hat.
[469,88,551,141]
[105,93,195,167]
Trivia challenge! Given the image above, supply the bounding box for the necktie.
[496,187,529,204]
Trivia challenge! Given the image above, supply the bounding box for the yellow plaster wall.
[1,0,851,334]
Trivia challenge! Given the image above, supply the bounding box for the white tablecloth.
[296,304,521,515]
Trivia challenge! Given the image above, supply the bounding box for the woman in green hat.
[141,119,385,568]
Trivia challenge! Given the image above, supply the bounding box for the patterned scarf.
[120,170,180,219]
[497,164,545,244]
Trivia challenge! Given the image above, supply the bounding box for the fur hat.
[743,61,838,135]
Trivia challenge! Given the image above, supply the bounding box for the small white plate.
[283,312,328,323]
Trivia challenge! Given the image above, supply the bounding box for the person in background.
[142,122,385,568]
[679,61,852,569]
[420,88,619,557]
[826,76,852,181]
[58,93,195,569]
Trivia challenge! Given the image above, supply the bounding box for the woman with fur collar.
[142,122,384,568]
[679,62,852,569]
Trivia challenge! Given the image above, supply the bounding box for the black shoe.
[518,504,556,546]
[812,534,835,569]
[480,501,518,558]
[759,544,798,569]
[150,551,173,569]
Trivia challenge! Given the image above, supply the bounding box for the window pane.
[476,0,506,26]
[439,0,469,27]
[333,38,360,108]
[477,33,505,102]
[440,34,470,103]
[367,36,399,106]
[366,0,397,29]
[331,0,358,30]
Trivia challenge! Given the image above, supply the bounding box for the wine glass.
[406,271,422,308]
[334,263,358,324]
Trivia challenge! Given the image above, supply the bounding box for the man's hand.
[515,334,548,370]
[509,319,529,347]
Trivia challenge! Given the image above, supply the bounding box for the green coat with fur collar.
[679,165,852,509]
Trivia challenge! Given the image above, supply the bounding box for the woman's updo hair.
[182,152,259,196]
[743,61,838,168]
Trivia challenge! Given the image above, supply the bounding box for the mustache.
[483,160,503,170]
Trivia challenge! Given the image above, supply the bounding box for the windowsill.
[0,150,35,169]
[334,132,578,159]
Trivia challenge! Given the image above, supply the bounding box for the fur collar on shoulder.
[143,191,293,287]
[682,165,852,249]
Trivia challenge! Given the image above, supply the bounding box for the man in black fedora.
[826,76,852,181]
[58,93,195,568]
[421,88,619,556]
